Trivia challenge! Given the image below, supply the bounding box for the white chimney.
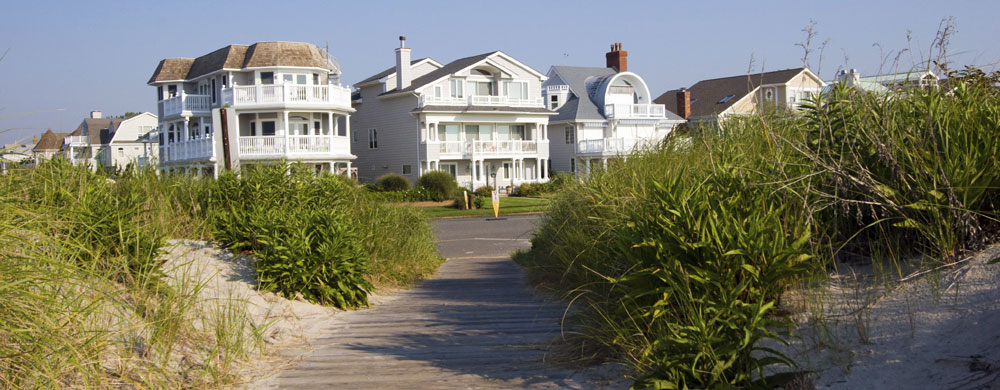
[90,110,102,119]
[395,36,412,91]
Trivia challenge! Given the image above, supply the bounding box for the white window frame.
[368,128,378,149]
[504,81,529,101]
[565,126,575,144]
[449,79,464,98]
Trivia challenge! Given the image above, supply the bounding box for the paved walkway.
[266,214,625,389]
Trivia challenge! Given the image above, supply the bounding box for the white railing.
[161,137,213,162]
[162,94,211,117]
[287,135,331,154]
[224,84,352,108]
[64,136,88,146]
[419,95,545,108]
[472,140,538,155]
[438,141,467,154]
[546,85,569,93]
[577,138,633,154]
[238,135,346,156]
[604,103,666,119]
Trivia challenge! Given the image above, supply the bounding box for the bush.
[375,173,410,191]
[513,182,550,197]
[416,171,458,201]
[364,186,433,203]
[473,196,485,209]
[474,185,494,197]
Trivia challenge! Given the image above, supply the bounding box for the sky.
[1,0,998,146]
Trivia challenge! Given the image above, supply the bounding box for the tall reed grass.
[516,74,1000,388]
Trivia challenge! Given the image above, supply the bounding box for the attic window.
[717,95,734,104]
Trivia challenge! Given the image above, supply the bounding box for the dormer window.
[550,95,559,109]
[717,95,734,104]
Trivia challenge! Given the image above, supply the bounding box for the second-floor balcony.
[64,135,89,146]
[238,135,350,158]
[161,136,214,162]
[435,139,540,157]
[604,103,666,119]
[161,93,211,118]
[418,95,545,109]
[222,85,352,110]
[577,137,636,155]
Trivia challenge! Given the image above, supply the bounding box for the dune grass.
[514,74,1000,388]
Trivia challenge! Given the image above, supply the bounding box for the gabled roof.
[549,66,684,122]
[149,42,335,84]
[356,58,431,85]
[380,51,498,97]
[654,68,809,118]
[69,118,122,146]
[32,129,70,152]
[549,66,617,121]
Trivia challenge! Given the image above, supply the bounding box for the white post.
[329,113,335,152]
[283,110,289,154]
[535,158,541,182]
[346,160,352,177]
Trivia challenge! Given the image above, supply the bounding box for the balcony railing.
[162,93,211,117]
[161,137,213,162]
[223,84,352,108]
[238,135,348,157]
[604,103,666,119]
[435,140,539,156]
[577,137,633,155]
[418,95,545,108]
[545,85,569,93]
[64,136,89,146]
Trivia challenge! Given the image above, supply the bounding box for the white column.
[329,113,335,153]
[344,114,351,141]
[535,159,541,182]
[346,160,352,177]
[602,158,607,170]
[282,111,289,154]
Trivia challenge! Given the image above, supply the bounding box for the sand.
[780,244,1000,389]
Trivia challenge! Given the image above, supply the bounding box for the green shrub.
[365,186,434,202]
[474,185,494,197]
[376,173,410,191]
[474,196,486,209]
[416,171,458,201]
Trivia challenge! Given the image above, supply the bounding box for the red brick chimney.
[676,89,691,119]
[605,42,627,72]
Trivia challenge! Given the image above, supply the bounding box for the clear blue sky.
[1,0,997,145]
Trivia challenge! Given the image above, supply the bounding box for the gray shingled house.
[542,43,685,176]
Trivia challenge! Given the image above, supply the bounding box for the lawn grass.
[417,196,550,219]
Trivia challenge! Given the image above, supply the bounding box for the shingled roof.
[654,68,807,119]
[32,129,69,152]
[149,42,335,84]
[68,118,122,146]
[380,51,498,97]
[357,58,431,85]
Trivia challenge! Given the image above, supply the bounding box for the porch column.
[282,111,289,154]
[344,114,351,141]
[535,159,541,181]
[477,160,484,185]
[602,158,607,170]
[346,160,352,177]
[334,112,340,152]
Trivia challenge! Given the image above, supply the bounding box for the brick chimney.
[676,89,691,120]
[606,42,628,72]
[90,110,102,119]
[395,36,412,91]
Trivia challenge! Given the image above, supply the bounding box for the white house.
[102,112,159,169]
[543,43,684,177]
[351,37,553,190]
[147,41,355,177]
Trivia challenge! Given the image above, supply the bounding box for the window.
[261,121,276,136]
[510,125,525,140]
[204,125,211,136]
[434,86,442,98]
[157,86,163,101]
[765,89,773,101]
[570,158,575,172]
[497,125,510,141]
[260,72,274,85]
[449,79,464,98]
[297,74,307,85]
[250,122,257,137]
[313,73,320,85]
[468,81,493,96]
[503,163,510,179]
[118,148,124,157]
[352,130,357,142]
[565,126,575,144]
[368,128,378,149]
[438,124,460,141]
[402,165,412,175]
[211,78,217,103]
[504,81,528,100]
[167,85,178,98]
[717,95,734,104]
[550,94,559,109]
[441,164,457,177]
[222,75,228,88]
[314,121,321,135]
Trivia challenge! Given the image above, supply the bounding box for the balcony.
[238,135,349,158]
[222,85,352,110]
[604,103,666,119]
[577,137,635,155]
[161,137,214,162]
[418,95,545,109]
[545,85,569,93]
[435,140,539,157]
[161,93,211,118]
[64,136,89,146]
